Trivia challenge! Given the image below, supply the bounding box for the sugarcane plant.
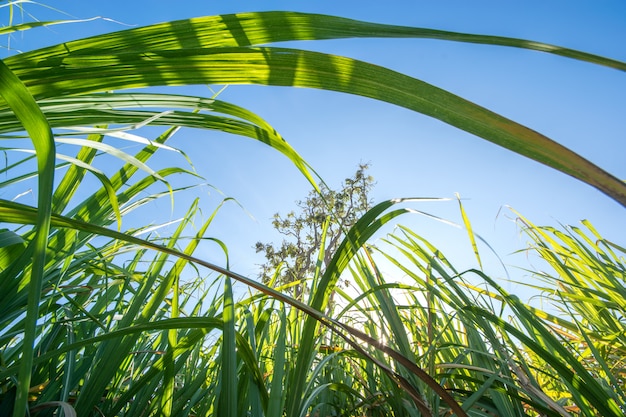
[0,3,625,416]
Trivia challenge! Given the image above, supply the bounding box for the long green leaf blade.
[13,12,625,72]
[7,44,625,206]
[0,59,55,417]
[218,276,238,417]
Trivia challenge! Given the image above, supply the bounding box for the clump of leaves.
[255,164,374,298]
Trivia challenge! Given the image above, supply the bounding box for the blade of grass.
[456,194,483,270]
[218,276,237,417]
[267,308,287,417]
[15,12,625,72]
[0,58,55,417]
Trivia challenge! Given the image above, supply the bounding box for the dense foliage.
[256,164,374,299]
[0,4,624,417]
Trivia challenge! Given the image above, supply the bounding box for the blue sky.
[3,1,626,290]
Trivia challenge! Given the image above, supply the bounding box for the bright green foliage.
[0,7,624,417]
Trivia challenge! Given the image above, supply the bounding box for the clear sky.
[3,1,626,292]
